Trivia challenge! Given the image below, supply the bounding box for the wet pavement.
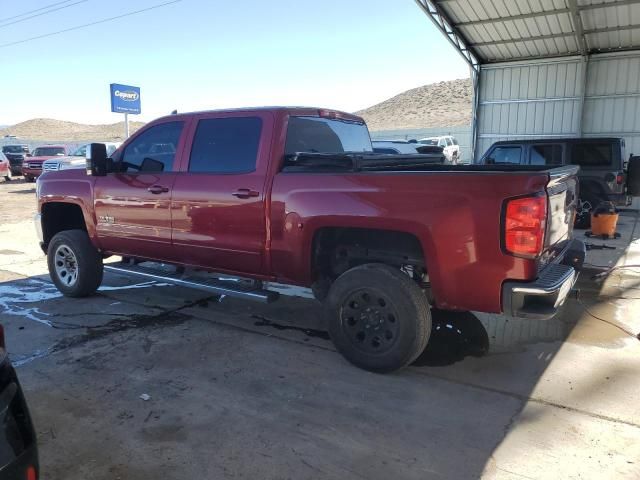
[1,178,639,479]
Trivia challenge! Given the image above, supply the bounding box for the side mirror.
[627,156,640,196]
[86,143,109,176]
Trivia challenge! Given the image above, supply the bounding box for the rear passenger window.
[189,117,262,173]
[530,144,562,165]
[486,146,522,164]
[121,122,183,173]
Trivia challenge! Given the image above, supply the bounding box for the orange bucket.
[591,208,619,237]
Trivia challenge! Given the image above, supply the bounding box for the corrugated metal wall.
[476,51,640,159]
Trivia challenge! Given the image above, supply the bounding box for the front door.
[170,112,273,275]
[94,120,188,261]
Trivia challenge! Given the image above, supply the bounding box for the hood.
[44,155,82,163]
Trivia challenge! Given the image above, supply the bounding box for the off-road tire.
[47,230,103,297]
[325,263,431,373]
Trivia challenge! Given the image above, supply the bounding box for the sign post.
[110,83,141,139]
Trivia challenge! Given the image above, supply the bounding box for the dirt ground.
[1,177,639,480]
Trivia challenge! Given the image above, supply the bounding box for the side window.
[121,122,183,173]
[189,117,262,173]
[530,144,563,165]
[486,146,522,164]
[438,138,446,147]
[445,137,453,147]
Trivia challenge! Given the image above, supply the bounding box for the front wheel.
[47,230,104,297]
[325,263,431,373]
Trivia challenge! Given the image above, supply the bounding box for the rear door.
[170,111,274,274]
[93,120,188,260]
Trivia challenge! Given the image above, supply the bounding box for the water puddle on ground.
[561,298,639,349]
[413,310,489,367]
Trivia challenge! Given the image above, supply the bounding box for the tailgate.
[544,166,580,255]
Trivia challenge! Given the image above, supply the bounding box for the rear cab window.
[285,116,372,157]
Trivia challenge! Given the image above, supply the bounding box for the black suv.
[479,138,637,209]
[1,145,30,176]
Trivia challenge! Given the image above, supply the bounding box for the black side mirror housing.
[86,143,109,176]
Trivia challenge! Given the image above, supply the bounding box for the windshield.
[2,145,27,154]
[33,147,65,156]
[285,117,372,155]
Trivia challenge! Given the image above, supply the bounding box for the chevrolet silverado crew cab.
[36,107,588,373]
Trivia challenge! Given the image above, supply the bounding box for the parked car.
[372,140,445,159]
[418,135,461,163]
[1,145,30,176]
[0,325,39,479]
[0,152,12,181]
[478,138,633,227]
[37,107,594,373]
[42,143,121,172]
[22,145,68,182]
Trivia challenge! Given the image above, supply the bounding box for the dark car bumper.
[20,167,42,178]
[6,158,24,175]
[502,239,586,320]
[0,356,39,480]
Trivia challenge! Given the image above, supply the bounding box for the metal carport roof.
[414,0,640,66]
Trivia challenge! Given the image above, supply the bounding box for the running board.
[104,263,279,303]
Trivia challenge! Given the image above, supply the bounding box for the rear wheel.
[47,230,103,297]
[325,263,431,373]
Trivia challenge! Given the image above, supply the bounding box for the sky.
[0,0,469,125]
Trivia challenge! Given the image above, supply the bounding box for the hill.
[356,78,472,131]
[1,118,145,142]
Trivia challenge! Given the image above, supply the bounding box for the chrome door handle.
[232,189,260,199]
[147,185,169,194]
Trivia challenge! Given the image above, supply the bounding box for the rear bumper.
[606,193,632,207]
[502,239,586,320]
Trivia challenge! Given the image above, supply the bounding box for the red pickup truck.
[35,107,585,372]
[22,145,69,182]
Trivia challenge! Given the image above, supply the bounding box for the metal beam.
[567,0,587,56]
[413,0,480,72]
[470,24,640,48]
[452,0,640,28]
[471,32,575,48]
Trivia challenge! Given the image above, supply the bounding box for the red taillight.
[616,174,625,185]
[504,195,547,258]
[26,466,37,480]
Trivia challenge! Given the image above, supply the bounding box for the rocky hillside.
[357,78,472,131]
[1,118,145,142]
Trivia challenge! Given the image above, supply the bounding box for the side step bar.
[104,263,279,303]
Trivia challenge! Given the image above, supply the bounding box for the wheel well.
[42,203,87,247]
[311,227,426,283]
